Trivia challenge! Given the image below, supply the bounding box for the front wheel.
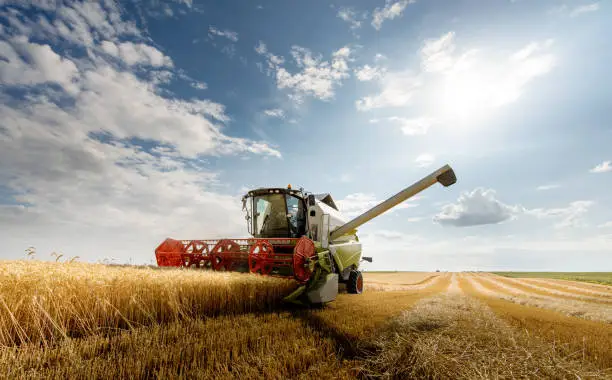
[347,270,363,294]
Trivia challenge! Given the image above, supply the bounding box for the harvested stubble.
[0,260,298,347]
[357,293,609,379]
[467,273,612,323]
[519,278,612,299]
[484,273,612,304]
[313,274,451,339]
[459,274,612,371]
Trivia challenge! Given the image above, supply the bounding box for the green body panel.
[330,240,362,273]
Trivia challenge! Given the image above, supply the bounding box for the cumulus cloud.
[275,45,352,101]
[0,37,80,94]
[0,1,280,263]
[434,188,521,227]
[0,0,141,48]
[356,69,421,110]
[255,40,353,102]
[589,160,611,173]
[434,188,595,229]
[354,64,384,81]
[101,40,173,67]
[371,0,414,30]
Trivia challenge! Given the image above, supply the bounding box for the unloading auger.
[155,164,457,305]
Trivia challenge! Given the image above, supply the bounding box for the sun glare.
[441,70,493,120]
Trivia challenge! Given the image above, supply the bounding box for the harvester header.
[155,164,457,305]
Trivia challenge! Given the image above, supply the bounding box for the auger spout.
[329,164,457,241]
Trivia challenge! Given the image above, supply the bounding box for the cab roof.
[243,187,305,199]
[242,188,339,211]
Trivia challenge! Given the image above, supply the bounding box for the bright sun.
[441,71,492,120]
[433,55,527,124]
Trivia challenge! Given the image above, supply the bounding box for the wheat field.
[0,261,610,379]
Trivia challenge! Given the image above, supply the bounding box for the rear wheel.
[347,270,363,294]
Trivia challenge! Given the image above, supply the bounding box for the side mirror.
[362,256,373,263]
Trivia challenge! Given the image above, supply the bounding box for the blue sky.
[0,0,610,271]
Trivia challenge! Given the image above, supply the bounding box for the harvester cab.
[155,164,457,305]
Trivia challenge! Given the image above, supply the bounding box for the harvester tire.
[347,270,363,294]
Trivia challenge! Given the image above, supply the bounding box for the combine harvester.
[155,165,457,305]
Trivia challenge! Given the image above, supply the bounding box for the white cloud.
[375,53,387,62]
[589,160,611,173]
[435,188,595,229]
[434,188,521,227]
[415,154,435,167]
[0,1,141,48]
[275,45,352,101]
[208,26,238,42]
[0,37,79,94]
[0,1,280,264]
[356,69,421,110]
[370,116,435,135]
[254,40,267,55]
[255,41,353,104]
[263,108,285,118]
[354,64,384,81]
[527,201,594,228]
[570,3,600,17]
[536,184,560,191]
[337,7,363,30]
[360,32,555,123]
[420,31,456,73]
[101,41,173,67]
[599,221,612,228]
[371,0,414,30]
[337,193,419,218]
[190,81,207,90]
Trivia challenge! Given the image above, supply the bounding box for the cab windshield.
[248,193,306,238]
